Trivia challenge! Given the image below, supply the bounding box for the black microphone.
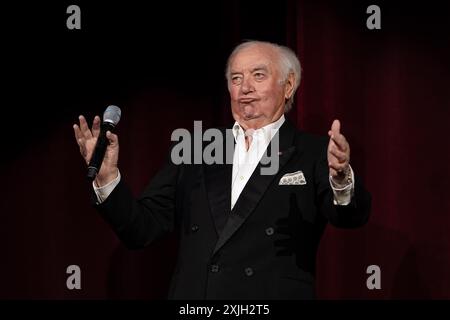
[87,105,121,180]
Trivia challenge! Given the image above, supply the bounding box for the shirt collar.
[232,114,285,143]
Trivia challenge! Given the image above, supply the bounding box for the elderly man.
[74,40,371,299]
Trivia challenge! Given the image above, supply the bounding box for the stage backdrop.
[0,0,449,299]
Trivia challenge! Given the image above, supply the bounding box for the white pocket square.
[279,170,307,185]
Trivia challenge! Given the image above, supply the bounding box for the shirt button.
[244,267,254,277]
[265,227,274,236]
[210,264,219,273]
[191,225,199,233]
[240,176,244,180]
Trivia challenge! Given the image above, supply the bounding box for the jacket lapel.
[203,127,234,236]
[204,162,233,236]
[212,120,298,255]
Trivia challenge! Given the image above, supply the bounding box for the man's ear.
[284,72,296,100]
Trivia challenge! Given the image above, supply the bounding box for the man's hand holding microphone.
[73,105,121,187]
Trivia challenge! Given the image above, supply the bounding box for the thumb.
[331,119,340,135]
[106,131,118,146]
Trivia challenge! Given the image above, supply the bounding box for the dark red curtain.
[1,1,449,299]
[291,1,450,298]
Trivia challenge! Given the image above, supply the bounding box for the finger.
[328,138,337,152]
[331,119,340,135]
[76,135,84,147]
[329,147,347,163]
[328,138,347,158]
[328,139,339,161]
[328,161,347,173]
[330,133,348,152]
[91,116,101,138]
[73,124,82,141]
[106,131,119,146]
[77,137,87,157]
[78,115,93,139]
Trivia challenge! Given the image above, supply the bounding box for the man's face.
[228,44,292,129]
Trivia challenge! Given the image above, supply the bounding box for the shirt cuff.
[329,165,355,206]
[93,170,121,204]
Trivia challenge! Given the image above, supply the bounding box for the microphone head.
[103,105,121,126]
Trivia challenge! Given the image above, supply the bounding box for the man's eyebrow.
[230,65,269,76]
[251,65,269,73]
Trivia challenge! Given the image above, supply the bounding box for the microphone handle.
[86,122,116,180]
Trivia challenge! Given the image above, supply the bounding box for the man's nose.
[240,77,255,94]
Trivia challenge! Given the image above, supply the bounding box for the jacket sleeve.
[92,152,180,249]
[314,139,372,228]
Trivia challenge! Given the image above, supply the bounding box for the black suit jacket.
[95,119,371,299]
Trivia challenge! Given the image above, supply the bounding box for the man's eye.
[254,73,265,80]
[232,77,242,84]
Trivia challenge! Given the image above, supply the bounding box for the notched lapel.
[203,128,235,236]
[213,120,298,255]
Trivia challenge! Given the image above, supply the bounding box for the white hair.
[225,40,302,112]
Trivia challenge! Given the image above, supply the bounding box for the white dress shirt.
[94,116,354,207]
[231,115,286,209]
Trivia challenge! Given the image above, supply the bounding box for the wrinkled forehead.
[230,44,279,73]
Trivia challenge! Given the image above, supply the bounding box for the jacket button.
[265,227,274,236]
[244,267,254,276]
[191,224,199,233]
[210,264,219,273]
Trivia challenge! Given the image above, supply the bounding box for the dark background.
[1,0,449,299]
